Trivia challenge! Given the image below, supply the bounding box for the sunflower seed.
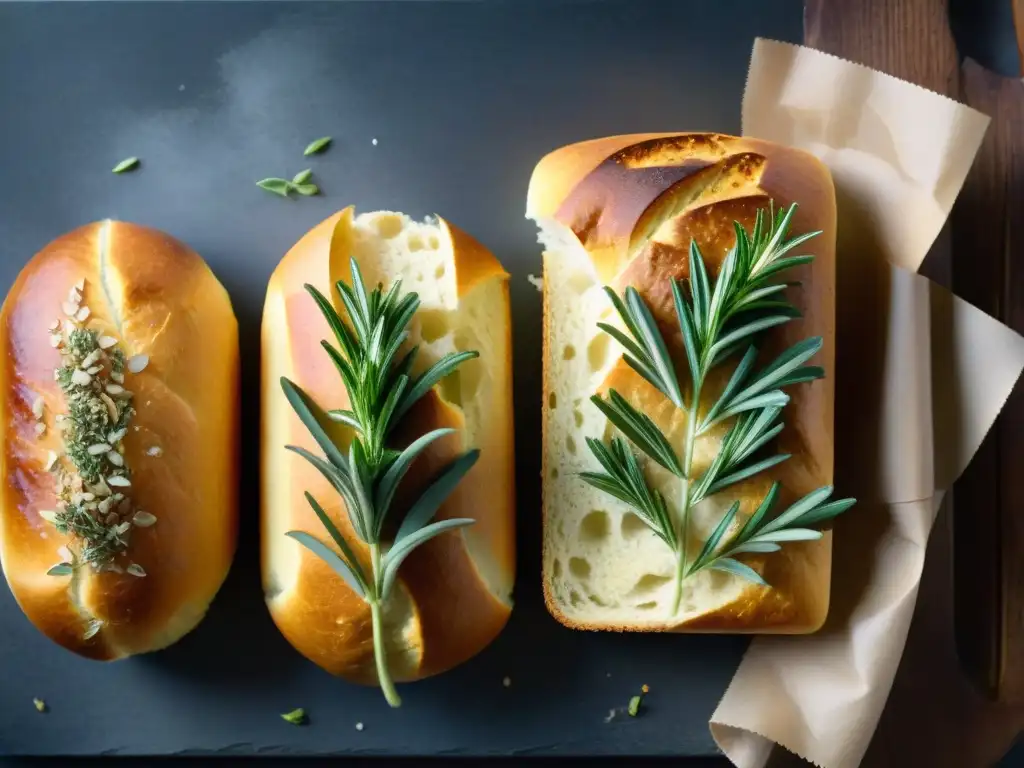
[75,306,91,323]
[85,365,101,375]
[99,393,118,421]
[98,336,118,350]
[132,511,157,527]
[87,443,111,455]
[111,372,124,384]
[127,354,149,374]
[115,521,131,535]
[126,564,146,578]
[81,492,95,502]
[107,475,130,487]
[71,370,92,386]
[105,384,124,395]
[108,428,127,443]
[38,509,58,524]
[107,451,123,467]
[81,350,101,368]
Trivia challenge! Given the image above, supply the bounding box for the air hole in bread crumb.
[563,344,576,361]
[416,310,449,343]
[630,573,672,595]
[568,557,591,579]
[569,590,584,607]
[565,435,577,455]
[550,468,559,479]
[621,512,648,539]
[588,334,611,373]
[375,214,404,239]
[416,272,425,281]
[548,392,557,409]
[588,594,609,607]
[636,601,658,610]
[435,264,446,279]
[708,569,732,590]
[579,510,610,541]
[573,409,583,428]
[408,234,424,252]
[552,559,562,578]
[428,234,440,250]
[568,271,593,294]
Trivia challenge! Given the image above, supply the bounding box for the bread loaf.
[0,220,239,659]
[527,133,839,633]
[261,206,515,686]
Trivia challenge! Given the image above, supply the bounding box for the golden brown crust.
[531,133,835,633]
[262,207,514,684]
[0,221,239,658]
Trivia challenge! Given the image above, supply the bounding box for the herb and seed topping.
[38,279,156,576]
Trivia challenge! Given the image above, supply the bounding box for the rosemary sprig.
[581,202,856,616]
[282,257,479,708]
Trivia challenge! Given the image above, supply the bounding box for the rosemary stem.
[671,384,701,617]
[368,542,401,708]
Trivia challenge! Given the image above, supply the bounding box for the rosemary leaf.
[257,178,293,197]
[281,708,307,725]
[292,168,313,185]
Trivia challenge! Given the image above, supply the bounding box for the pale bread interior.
[264,210,511,670]
[534,215,750,629]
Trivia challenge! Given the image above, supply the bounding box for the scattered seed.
[127,354,149,374]
[87,443,112,455]
[146,446,163,457]
[371,138,378,146]
[99,393,119,422]
[71,370,92,386]
[75,306,91,323]
[81,350,101,368]
[111,371,124,384]
[107,475,131,488]
[98,336,117,350]
[355,722,364,731]
[62,301,79,318]
[107,451,124,467]
[132,511,157,527]
[115,521,132,535]
[82,620,102,639]
[105,384,124,395]
[108,428,127,443]
[38,509,58,524]
[85,365,101,375]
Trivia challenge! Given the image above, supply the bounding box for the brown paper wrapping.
[708,38,1024,768]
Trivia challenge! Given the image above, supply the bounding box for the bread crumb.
[371,138,378,146]
[527,274,543,292]
[355,722,364,731]
[178,84,185,91]
[502,676,511,688]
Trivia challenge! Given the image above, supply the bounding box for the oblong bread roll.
[262,206,515,683]
[0,220,239,659]
[528,132,836,633]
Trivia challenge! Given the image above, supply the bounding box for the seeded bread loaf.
[0,220,239,659]
[527,132,837,633]
[261,206,515,683]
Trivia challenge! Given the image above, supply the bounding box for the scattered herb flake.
[293,183,320,197]
[281,708,306,725]
[257,178,294,198]
[111,157,140,174]
[33,698,46,713]
[628,684,650,717]
[303,136,332,156]
[291,168,313,185]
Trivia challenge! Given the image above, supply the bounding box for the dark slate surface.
[0,0,801,758]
